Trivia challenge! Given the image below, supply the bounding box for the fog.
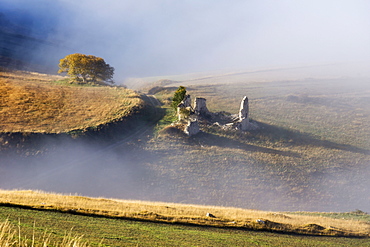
[1,1,370,212]
[1,0,370,79]
[2,131,370,212]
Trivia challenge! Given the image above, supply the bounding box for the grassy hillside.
[0,190,369,246]
[0,70,144,134]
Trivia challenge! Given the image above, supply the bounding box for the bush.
[171,86,186,110]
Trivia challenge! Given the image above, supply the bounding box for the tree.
[58,53,114,84]
[171,86,186,110]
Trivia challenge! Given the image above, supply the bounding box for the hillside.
[136,75,370,212]
[0,70,144,134]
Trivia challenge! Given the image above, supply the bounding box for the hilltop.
[0,69,162,157]
[0,70,146,133]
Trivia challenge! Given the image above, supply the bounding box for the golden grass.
[0,218,89,247]
[0,70,143,133]
[0,189,368,237]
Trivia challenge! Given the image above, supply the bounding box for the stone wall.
[175,94,255,136]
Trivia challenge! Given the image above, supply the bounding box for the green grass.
[0,206,369,247]
[154,107,178,133]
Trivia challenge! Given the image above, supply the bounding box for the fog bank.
[1,0,370,80]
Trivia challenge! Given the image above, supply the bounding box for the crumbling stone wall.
[184,119,200,136]
[238,96,250,131]
[177,95,192,120]
[175,94,255,136]
[194,97,209,116]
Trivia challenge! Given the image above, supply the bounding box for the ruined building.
[177,94,256,136]
[194,97,210,116]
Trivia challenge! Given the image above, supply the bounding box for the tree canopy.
[171,86,186,110]
[58,53,114,84]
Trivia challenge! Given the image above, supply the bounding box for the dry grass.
[142,81,370,213]
[183,78,370,150]
[0,218,89,247]
[0,70,143,133]
[0,189,368,237]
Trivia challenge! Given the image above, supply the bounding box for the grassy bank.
[0,70,143,134]
[0,190,369,237]
[0,190,369,246]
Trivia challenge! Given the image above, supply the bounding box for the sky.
[2,0,370,80]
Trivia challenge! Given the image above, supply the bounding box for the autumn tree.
[58,53,114,84]
[171,86,186,110]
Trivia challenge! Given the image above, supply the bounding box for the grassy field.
[0,70,144,134]
[0,190,369,246]
[133,75,370,213]
[2,207,370,247]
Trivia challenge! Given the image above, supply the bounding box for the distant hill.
[0,10,66,73]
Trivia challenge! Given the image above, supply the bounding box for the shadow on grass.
[191,131,301,158]
[188,121,369,157]
[255,121,370,155]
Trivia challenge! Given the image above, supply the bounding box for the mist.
[1,1,370,212]
[1,0,370,80]
[1,131,370,212]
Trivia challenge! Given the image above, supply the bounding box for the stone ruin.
[194,97,210,116]
[177,94,258,136]
[184,119,200,136]
[177,94,192,120]
[238,96,250,131]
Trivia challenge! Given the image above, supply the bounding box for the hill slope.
[0,70,144,134]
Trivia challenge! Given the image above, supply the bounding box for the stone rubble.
[176,94,258,136]
[184,118,200,136]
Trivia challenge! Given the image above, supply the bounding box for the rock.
[238,96,250,131]
[184,119,200,136]
[206,212,216,218]
[182,94,191,108]
[177,95,192,120]
[194,97,209,116]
